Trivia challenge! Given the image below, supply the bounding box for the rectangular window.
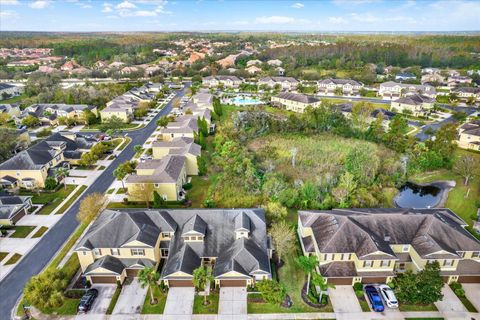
[363,260,372,267]
[402,245,409,252]
[472,252,480,258]
[324,253,333,261]
[154,183,160,188]
[130,248,145,256]
[161,249,169,257]
[162,232,171,238]
[93,249,102,256]
[443,259,454,267]
[111,249,120,256]
[381,260,390,267]
[82,251,88,256]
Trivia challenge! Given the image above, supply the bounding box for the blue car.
[365,285,385,312]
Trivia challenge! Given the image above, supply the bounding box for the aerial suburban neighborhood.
[0,1,480,320]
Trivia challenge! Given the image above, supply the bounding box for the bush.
[182,182,193,190]
[454,288,465,297]
[450,282,462,291]
[24,269,67,309]
[353,282,363,292]
[64,289,86,299]
[355,290,364,298]
[44,177,57,190]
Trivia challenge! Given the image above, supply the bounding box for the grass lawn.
[31,226,48,238]
[107,188,115,194]
[10,226,36,238]
[458,296,478,313]
[142,286,167,314]
[193,292,219,314]
[55,185,87,215]
[399,303,438,312]
[27,185,76,215]
[0,252,8,263]
[410,149,480,227]
[40,299,79,315]
[106,286,122,315]
[188,176,211,207]
[5,253,22,265]
[97,165,106,170]
[0,93,27,104]
[357,295,371,312]
[117,137,131,151]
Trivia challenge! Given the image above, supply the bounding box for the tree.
[55,167,70,190]
[453,155,479,186]
[79,152,97,167]
[192,266,214,305]
[311,272,335,304]
[351,102,374,131]
[83,109,99,127]
[134,145,143,154]
[76,193,107,224]
[213,97,223,117]
[129,183,154,208]
[138,267,160,305]
[90,142,108,158]
[262,201,288,223]
[0,113,11,125]
[24,269,67,309]
[156,116,170,127]
[345,146,379,185]
[21,115,40,127]
[0,129,18,161]
[153,191,164,208]
[270,221,296,264]
[427,122,458,165]
[295,255,319,296]
[257,280,286,305]
[197,117,209,136]
[100,115,125,132]
[44,176,57,190]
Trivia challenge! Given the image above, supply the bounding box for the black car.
[77,288,98,313]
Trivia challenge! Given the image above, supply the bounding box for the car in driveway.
[379,284,398,308]
[365,285,384,312]
[77,288,99,314]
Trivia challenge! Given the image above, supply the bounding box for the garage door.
[327,277,353,285]
[126,268,141,277]
[220,280,247,287]
[458,276,480,283]
[169,280,193,287]
[361,277,387,284]
[12,209,26,224]
[90,276,117,284]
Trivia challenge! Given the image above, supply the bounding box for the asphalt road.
[0,84,189,319]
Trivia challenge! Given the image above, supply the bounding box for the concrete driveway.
[112,278,147,315]
[463,284,480,312]
[89,285,116,314]
[434,285,467,313]
[219,286,247,316]
[328,285,362,313]
[163,287,195,315]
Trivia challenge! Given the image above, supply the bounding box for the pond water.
[395,182,443,208]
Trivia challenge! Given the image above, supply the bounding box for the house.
[258,76,299,90]
[45,132,97,165]
[37,66,58,74]
[421,73,445,85]
[276,67,285,76]
[452,87,480,102]
[94,61,109,69]
[0,83,22,100]
[245,65,262,75]
[160,116,198,141]
[188,52,206,64]
[447,70,460,77]
[378,82,436,100]
[216,54,239,68]
[457,122,480,151]
[271,92,321,113]
[267,59,282,67]
[390,94,435,117]
[0,104,21,118]
[192,92,214,110]
[246,59,262,67]
[422,68,441,74]
[126,155,187,202]
[74,208,272,287]
[298,208,480,285]
[0,196,32,225]
[447,76,472,88]
[202,75,242,88]
[317,78,363,96]
[108,61,125,69]
[20,104,98,126]
[467,70,480,76]
[395,73,417,82]
[60,60,80,72]
[152,137,201,176]
[0,140,66,189]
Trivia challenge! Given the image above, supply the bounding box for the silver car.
[379,284,399,308]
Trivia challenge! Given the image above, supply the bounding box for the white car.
[379,284,398,308]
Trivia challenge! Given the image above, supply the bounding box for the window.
[110,249,120,256]
[381,260,390,267]
[190,236,196,241]
[472,252,480,258]
[363,260,373,267]
[161,249,169,257]
[161,232,171,239]
[154,183,160,188]
[402,245,409,252]
[458,251,465,258]
[324,253,333,261]
[93,249,102,256]
[130,248,145,256]
[443,259,454,267]
[82,251,88,256]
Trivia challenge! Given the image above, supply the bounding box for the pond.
[394,182,443,208]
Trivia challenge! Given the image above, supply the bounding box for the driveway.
[328,285,362,313]
[219,286,247,316]
[463,283,480,312]
[163,287,195,315]
[89,285,116,314]
[112,278,147,315]
[434,285,467,313]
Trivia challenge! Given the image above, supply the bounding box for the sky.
[0,0,479,32]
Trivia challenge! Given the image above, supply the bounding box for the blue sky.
[0,0,479,32]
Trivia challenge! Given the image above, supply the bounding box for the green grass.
[0,252,8,263]
[106,286,122,315]
[5,253,22,265]
[40,299,79,315]
[142,286,167,314]
[32,226,48,238]
[458,296,478,313]
[55,185,87,215]
[107,188,115,194]
[97,165,106,170]
[10,226,35,238]
[27,185,76,215]
[399,303,438,312]
[188,176,211,207]
[192,292,219,314]
[117,137,131,150]
[0,93,27,104]
[357,296,371,312]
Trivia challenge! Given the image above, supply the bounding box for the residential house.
[246,60,262,67]
[0,196,32,225]
[108,61,125,69]
[276,67,285,76]
[467,70,480,76]
[258,76,299,90]
[395,73,417,81]
[267,59,282,67]
[390,94,435,117]
[45,132,97,165]
[452,87,480,102]
[421,73,445,85]
[126,155,187,202]
[245,65,262,75]
[448,76,472,88]
[298,208,480,285]
[421,68,441,74]
[317,78,363,96]
[188,52,206,64]
[152,137,201,176]
[37,66,58,74]
[192,93,214,110]
[74,208,272,287]
[0,83,22,100]
[0,140,66,189]
[457,122,480,151]
[216,54,239,69]
[0,104,21,118]
[336,103,395,127]
[202,75,242,88]
[271,92,321,113]
[60,60,80,72]
[20,104,98,126]
[160,116,198,141]
[378,82,436,100]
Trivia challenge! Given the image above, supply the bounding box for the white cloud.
[328,16,347,24]
[0,10,18,18]
[102,2,113,12]
[116,0,136,9]
[255,16,295,24]
[332,0,378,5]
[29,0,50,9]
[0,0,19,5]
[291,2,304,9]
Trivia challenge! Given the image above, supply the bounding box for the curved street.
[0,84,189,319]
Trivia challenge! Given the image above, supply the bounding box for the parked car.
[379,284,398,308]
[365,285,384,312]
[77,288,98,313]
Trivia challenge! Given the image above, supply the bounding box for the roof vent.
[384,235,391,242]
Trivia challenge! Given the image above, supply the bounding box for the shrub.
[64,289,86,299]
[353,282,363,292]
[182,182,193,190]
[450,282,462,291]
[454,288,465,297]
[44,177,57,190]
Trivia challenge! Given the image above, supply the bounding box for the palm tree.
[193,266,214,305]
[113,167,127,190]
[55,167,70,190]
[295,255,319,296]
[311,272,335,304]
[138,267,160,305]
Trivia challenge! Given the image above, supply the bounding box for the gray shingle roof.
[393,94,435,105]
[125,155,186,184]
[84,255,156,275]
[0,141,58,170]
[276,92,320,104]
[235,211,251,231]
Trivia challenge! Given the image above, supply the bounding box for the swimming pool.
[230,96,263,106]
